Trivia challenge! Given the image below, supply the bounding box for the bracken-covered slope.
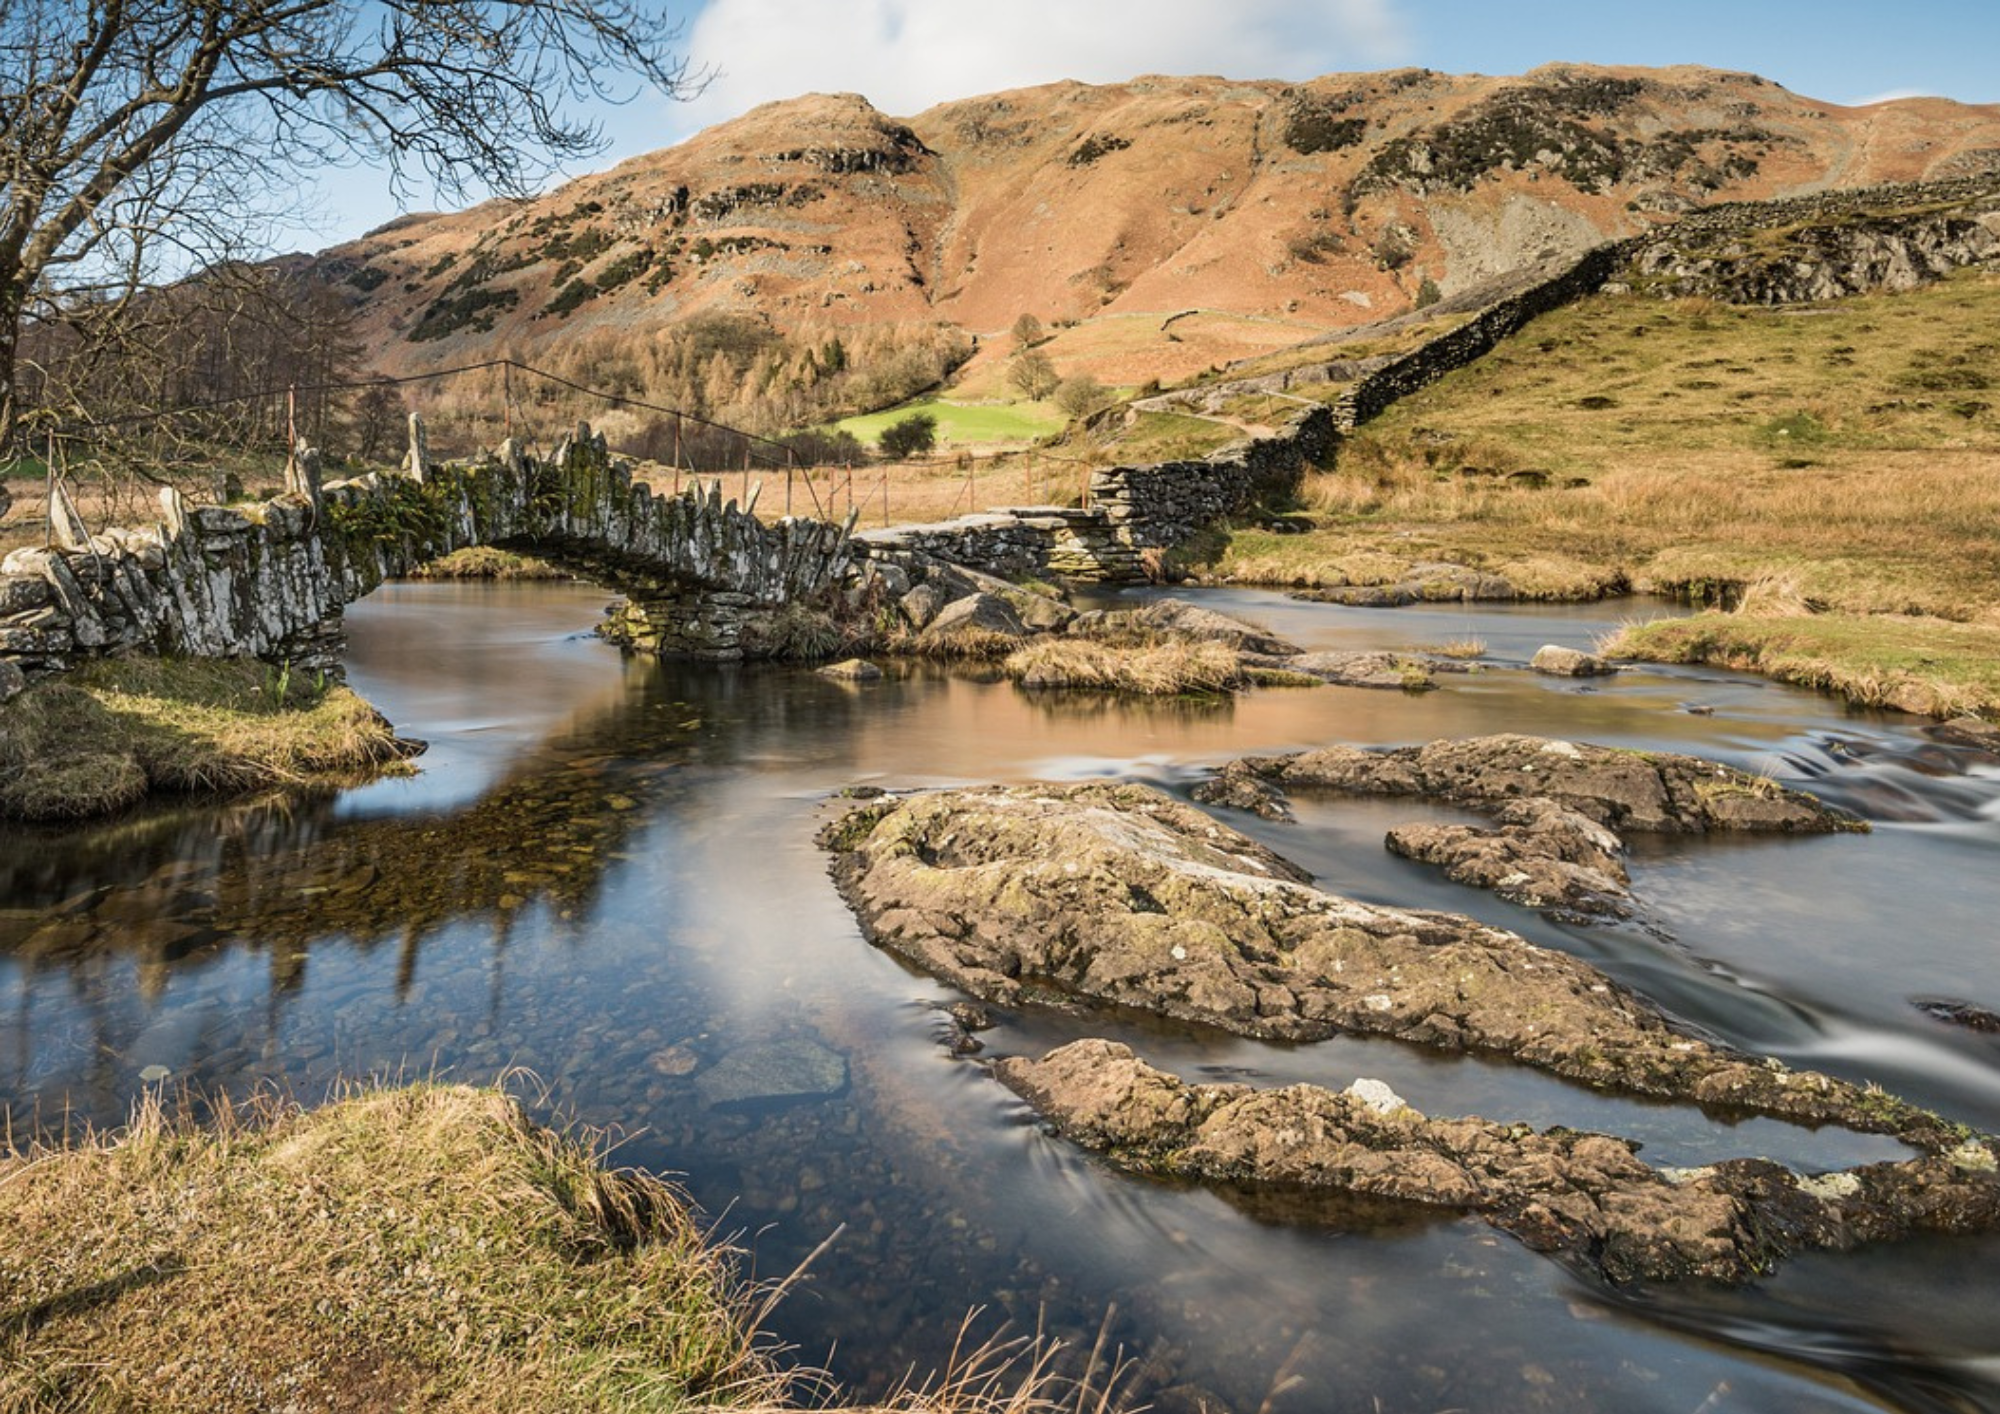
[312,64,2000,387]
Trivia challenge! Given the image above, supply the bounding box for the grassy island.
[0,657,417,822]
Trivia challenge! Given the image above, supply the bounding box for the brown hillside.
[316,64,2000,392]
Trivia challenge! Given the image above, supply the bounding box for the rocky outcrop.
[1205,734,1860,835]
[1253,649,1468,691]
[1196,734,1864,918]
[1384,798,1632,918]
[997,1040,2000,1285]
[1622,179,2000,304]
[819,781,1946,1144]
[1071,598,1300,655]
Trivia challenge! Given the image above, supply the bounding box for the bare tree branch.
[0,0,703,448]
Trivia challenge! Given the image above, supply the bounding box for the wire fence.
[6,357,1102,544]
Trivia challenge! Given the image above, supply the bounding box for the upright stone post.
[47,478,91,552]
[404,413,430,483]
[158,486,189,541]
[284,438,323,510]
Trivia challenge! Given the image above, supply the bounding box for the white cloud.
[1844,87,1935,107]
[667,0,1409,136]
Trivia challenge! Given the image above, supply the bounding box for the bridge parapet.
[0,427,856,674]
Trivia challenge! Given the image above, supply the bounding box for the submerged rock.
[1914,997,2000,1034]
[996,1040,2000,1285]
[819,782,1945,1143]
[818,658,884,682]
[1929,717,2000,757]
[694,1036,849,1110]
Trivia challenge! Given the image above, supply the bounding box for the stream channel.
[5,580,2000,1413]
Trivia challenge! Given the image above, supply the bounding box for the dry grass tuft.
[0,1084,1139,1414]
[912,626,1025,661]
[1006,638,1243,695]
[1734,569,1815,618]
[0,657,415,821]
[408,546,570,580]
[1423,637,1486,660]
[0,1083,789,1413]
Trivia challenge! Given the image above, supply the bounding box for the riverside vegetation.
[1191,266,2000,717]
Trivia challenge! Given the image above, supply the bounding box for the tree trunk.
[0,260,28,458]
[0,313,18,457]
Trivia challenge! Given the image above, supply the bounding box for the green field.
[830,397,1068,449]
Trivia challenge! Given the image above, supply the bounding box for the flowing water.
[6,580,2000,1414]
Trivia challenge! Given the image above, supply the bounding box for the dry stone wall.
[850,405,1335,585]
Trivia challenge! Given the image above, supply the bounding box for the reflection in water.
[4,581,2000,1412]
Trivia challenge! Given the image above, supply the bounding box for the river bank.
[0,1082,1107,1414]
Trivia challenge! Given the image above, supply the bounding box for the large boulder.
[1530,643,1616,677]
[919,592,1030,650]
[1109,598,1301,656]
[1293,562,1517,607]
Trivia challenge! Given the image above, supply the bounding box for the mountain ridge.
[310,63,2000,391]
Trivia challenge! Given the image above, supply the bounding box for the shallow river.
[6,580,2000,1414]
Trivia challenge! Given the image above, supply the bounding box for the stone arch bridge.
[0,427,861,673]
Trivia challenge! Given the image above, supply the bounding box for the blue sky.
[306,0,2000,246]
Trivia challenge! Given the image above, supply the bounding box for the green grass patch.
[829,397,1067,449]
[1606,612,2000,719]
[0,657,416,820]
[1096,410,1242,464]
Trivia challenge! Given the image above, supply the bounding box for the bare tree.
[1007,348,1059,401]
[0,0,701,449]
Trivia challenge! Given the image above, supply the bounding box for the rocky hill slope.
[314,64,2000,388]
